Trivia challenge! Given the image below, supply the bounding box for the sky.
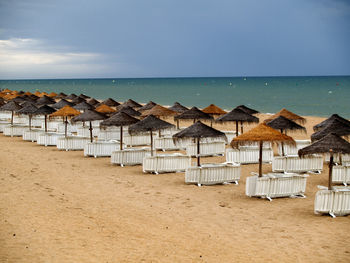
[0,0,349,79]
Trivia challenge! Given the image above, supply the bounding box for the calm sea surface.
[1,76,349,118]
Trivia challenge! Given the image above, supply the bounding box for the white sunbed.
[37,132,66,146]
[225,147,273,164]
[142,153,191,174]
[277,139,311,156]
[332,166,350,186]
[3,124,28,137]
[314,186,350,217]
[272,154,323,173]
[186,141,226,157]
[84,141,121,157]
[111,147,151,166]
[56,136,90,151]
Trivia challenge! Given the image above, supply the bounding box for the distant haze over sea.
[1,76,349,118]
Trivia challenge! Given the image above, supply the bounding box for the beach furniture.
[324,153,350,164]
[225,146,273,164]
[246,173,308,200]
[122,133,154,147]
[272,154,323,173]
[77,126,100,138]
[314,186,350,217]
[155,136,184,151]
[185,162,241,186]
[84,141,121,157]
[56,136,90,151]
[22,128,46,142]
[186,141,226,157]
[37,132,66,146]
[332,165,350,185]
[142,153,191,174]
[97,126,128,141]
[3,124,28,137]
[0,120,11,132]
[111,147,151,166]
[277,139,311,156]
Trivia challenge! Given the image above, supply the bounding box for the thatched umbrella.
[78,93,90,99]
[129,115,175,156]
[20,100,36,108]
[266,115,306,156]
[169,102,189,114]
[10,96,26,104]
[202,104,227,116]
[71,96,86,104]
[55,92,67,99]
[17,103,38,130]
[141,104,177,118]
[118,106,141,117]
[36,95,56,106]
[87,98,100,106]
[99,98,120,107]
[121,99,142,109]
[299,133,350,190]
[48,92,57,98]
[138,101,157,112]
[73,101,95,111]
[50,105,81,137]
[216,108,259,136]
[65,93,78,100]
[51,99,74,109]
[231,123,295,177]
[235,105,259,115]
[95,104,116,115]
[71,110,107,142]
[0,101,22,125]
[313,114,350,132]
[174,106,213,129]
[264,108,306,124]
[311,118,350,142]
[100,112,139,150]
[173,121,227,166]
[29,94,39,101]
[33,105,55,132]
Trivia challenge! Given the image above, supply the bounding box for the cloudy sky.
[0,0,349,79]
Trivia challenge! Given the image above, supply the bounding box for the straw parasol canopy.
[29,94,39,101]
[173,121,227,166]
[216,108,259,136]
[51,99,74,109]
[311,118,350,142]
[313,114,350,132]
[20,101,36,108]
[299,133,350,189]
[100,112,139,150]
[118,106,141,117]
[169,102,189,113]
[87,98,100,106]
[55,92,67,99]
[174,106,213,129]
[141,104,177,118]
[50,105,81,137]
[73,101,95,111]
[33,105,56,132]
[235,105,259,115]
[264,108,306,124]
[78,93,90,99]
[65,93,78,100]
[232,123,295,176]
[202,104,227,116]
[99,98,120,107]
[0,101,22,125]
[138,101,157,112]
[71,96,86,104]
[71,109,107,142]
[36,95,56,106]
[17,103,38,130]
[129,115,175,155]
[95,104,116,115]
[48,92,57,98]
[10,96,26,104]
[121,99,142,109]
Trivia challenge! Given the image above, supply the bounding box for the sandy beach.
[1,114,350,263]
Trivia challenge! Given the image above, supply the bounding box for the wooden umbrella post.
[240,121,243,134]
[328,150,334,190]
[280,129,285,156]
[235,121,239,136]
[44,115,47,133]
[29,114,32,131]
[176,119,179,129]
[11,111,14,125]
[120,125,123,150]
[150,131,153,156]
[197,137,200,167]
[89,121,93,143]
[259,141,263,177]
[64,116,68,137]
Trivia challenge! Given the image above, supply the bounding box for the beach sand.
[0,114,349,262]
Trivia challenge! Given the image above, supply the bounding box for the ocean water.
[0,76,349,118]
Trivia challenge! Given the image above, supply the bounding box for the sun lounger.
[41,120,62,132]
[22,128,45,142]
[226,147,273,164]
[277,139,311,156]
[142,153,191,174]
[97,127,128,141]
[37,132,66,146]
[272,154,323,173]
[56,136,90,151]
[3,124,28,137]
[84,141,121,157]
[186,141,226,157]
[123,133,155,147]
[111,148,151,166]
[332,166,350,186]
[0,112,12,120]
[246,173,308,200]
[314,186,350,217]
[77,126,100,137]
[185,162,241,186]
[0,121,10,132]
[155,136,184,151]
[324,153,350,164]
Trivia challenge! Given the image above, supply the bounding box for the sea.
[0,76,349,118]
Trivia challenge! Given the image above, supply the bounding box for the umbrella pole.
[120,125,123,150]
[280,129,285,156]
[45,115,47,133]
[210,120,213,128]
[29,115,32,131]
[259,141,263,177]
[328,151,334,190]
[11,111,14,125]
[235,121,239,136]
[150,131,154,156]
[240,121,243,134]
[64,116,67,137]
[159,129,161,138]
[176,119,179,129]
[89,121,93,143]
[197,138,200,167]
